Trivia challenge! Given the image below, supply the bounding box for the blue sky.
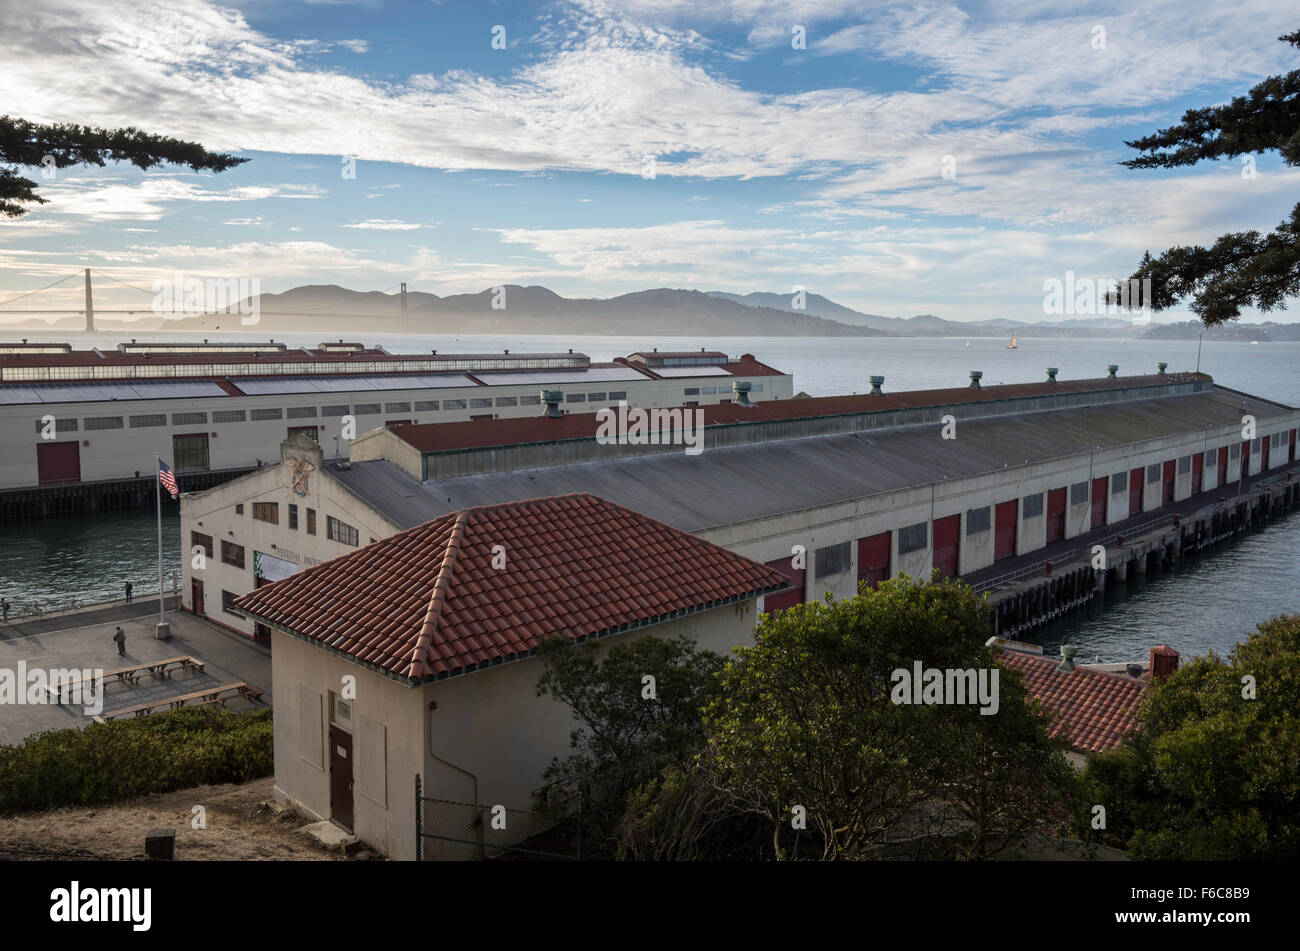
[2,0,1299,323]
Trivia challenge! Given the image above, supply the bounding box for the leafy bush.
[0,706,272,813]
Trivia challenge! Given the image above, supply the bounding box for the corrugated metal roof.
[0,379,229,404]
[334,387,1292,532]
[231,373,480,395]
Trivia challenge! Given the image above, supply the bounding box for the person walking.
[124,581,133,604]
[112,626,126,655]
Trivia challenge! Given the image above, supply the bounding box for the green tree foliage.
[0,707,272,813]
[1112,30,1300,325]
[1081,614,1300,859]
[0,115,247,217]
[533,633,726,856]
[701,575,1079,860]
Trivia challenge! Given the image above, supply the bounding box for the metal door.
[191,579,204,616]
[1090,476,1108,529]
[329,724,354,832]
[932,515,960,577]
[994,501,1017,560]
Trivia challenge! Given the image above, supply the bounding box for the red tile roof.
[391,373,1209,454]
[233,493,790,683]
[997,649,1146,753]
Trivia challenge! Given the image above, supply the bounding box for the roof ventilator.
[542,389,564,418]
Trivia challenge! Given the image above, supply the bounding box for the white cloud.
[342,219,425,230]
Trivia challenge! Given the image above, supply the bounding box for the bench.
[91,682,263,723]
[48,656,205,704]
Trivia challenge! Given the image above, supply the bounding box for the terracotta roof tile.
[997,649,1146,753]
[234,493,789,683]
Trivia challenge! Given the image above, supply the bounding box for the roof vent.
[869,375,884,395]
[1107,364,1119,378]
[969,370,983,389]
[541,389,564,418]
[1125,663,1143,678]
[1046,367,1058,383]
[1157,361,1167,375]
[733,380,754,407]
[1056,644,1078,673]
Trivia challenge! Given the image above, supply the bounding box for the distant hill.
[137,284,891,337]
[1142,320,1300,342]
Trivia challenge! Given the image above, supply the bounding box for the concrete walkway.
[0,604,271,746]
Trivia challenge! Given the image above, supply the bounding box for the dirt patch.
[0,778,371,861]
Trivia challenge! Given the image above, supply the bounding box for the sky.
[1,0,1298,324]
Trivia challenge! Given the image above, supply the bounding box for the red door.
[1217,448,1228,486]
[933,515,960,578]
[191,579,205,616]
[1129,468,1144,516]
[763,554,805,612]
[36,441,81,485]
[1090,476,1108,529]
[857,532,890,588]
[1241,441,1251,482]
[329,724,354,832]
[1290,429,1296,463]
[1192,453,1204,494]
[1262,437,1271,471]
[1162,460,1176,505]
[994,501,1017,560]
[1045,488,1066,543]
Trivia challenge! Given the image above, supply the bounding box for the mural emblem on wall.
[289,459,315,497]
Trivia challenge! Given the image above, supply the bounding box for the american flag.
[158,459,179,499]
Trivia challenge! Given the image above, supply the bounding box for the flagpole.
[156,452,164,624]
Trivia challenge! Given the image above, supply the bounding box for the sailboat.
[1006,332,1017,350]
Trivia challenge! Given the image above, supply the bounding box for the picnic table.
[47,655,205,704]
[91,682,263,723]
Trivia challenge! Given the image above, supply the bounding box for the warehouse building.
[179,366,1300,639]
[0,341,789,497]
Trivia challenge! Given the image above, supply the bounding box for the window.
[327,516,359,547]
[1252,439,1261,455]
[1205,449,1218,466]
[191,531,213,558]
[384,402,411,413]
[1070,481,1089,505]
[172,433,210,471]
[235,503,244,515]
[1022,493,1044,519]
[306,508,316,535]
[34,417,78,434]
[251,408,282,421]
[130,414,166,427]
[899,522,928,554]
[495,396,518,407]
[814,541,851,578]
[1230,444,1240,461]
[289,504,298,530]
[751,384,763,392]
[213,410,246,423]
[221,540,245,569]
[252,501,279,524]
[222,590,242,616]
[519,395,541,405]
[414,400,440,411]
[354,403,380,415]
[966,506,991,534]
[471,398,493,408]
[287,406,317,419]
[684,387,700,396]
[587,392,606,402]
[608,391,627,401]
[1146,463,1160,482]
[565,394,585,403]
[1178,455,1191,474]
[1111,472,1127,494]
[173,412,207,425]
[321,405,349,417]
[84,416,124,430]
[701,386,717,395]
[443,399,467,410]
[287,425,319,440]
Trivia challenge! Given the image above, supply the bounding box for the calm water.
[1,332,1296,659]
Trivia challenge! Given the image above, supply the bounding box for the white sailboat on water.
[1006,332,1017,350]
